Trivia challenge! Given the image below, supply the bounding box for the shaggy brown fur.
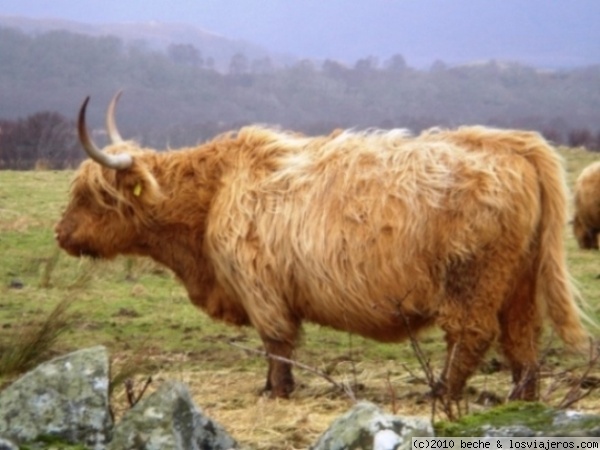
[56,121,590,401]
[573,161,600,249]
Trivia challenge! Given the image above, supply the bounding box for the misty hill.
[0,21,599,165]
[0,15,294,71]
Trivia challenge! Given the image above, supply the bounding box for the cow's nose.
[54,221,63,239]
[54,226,63,246]
[54,220,71,245]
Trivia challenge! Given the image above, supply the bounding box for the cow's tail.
[525,133,594,353]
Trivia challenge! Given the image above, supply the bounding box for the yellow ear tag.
[133,183,143,197]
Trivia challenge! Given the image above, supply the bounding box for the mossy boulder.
[435,402,600,437]
[0,346,111,449]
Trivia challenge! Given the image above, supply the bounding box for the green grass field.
[1,146,599,449]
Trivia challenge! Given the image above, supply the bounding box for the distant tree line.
[0,26,599,169]
[0,112,80,169]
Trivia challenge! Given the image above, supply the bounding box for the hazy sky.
[2,0,599,66]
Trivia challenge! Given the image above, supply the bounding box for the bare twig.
[541,370,566,401]
[517,332,563,403]
[124,379,135,406]
[537,335,600,410]
[124,376,153,408]
[347,332,359,393]
[400,363,427,384]
[388,291,457,420]
[386,371,398,414]
[228,341,356,402]
[508,365,539,402]
[557,338,600,409]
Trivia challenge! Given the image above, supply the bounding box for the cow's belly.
[306,309,436,343]
[293,279,441,343]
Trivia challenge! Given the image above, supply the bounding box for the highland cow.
[55,93,590,401]
[573,161,600,249]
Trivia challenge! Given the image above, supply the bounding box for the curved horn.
[106,90,124,144]
[78,96,133,170]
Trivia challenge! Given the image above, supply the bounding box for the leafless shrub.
[551,338,600,409]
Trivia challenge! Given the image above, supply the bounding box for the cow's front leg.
[262,337,296,398]
[235,271,300,398]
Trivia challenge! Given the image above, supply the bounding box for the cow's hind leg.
[437,318,498,401]
[436,255,512,401]
[498,265,542,401]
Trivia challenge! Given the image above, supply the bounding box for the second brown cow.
[573,161,600,249]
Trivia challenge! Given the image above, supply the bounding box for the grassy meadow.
[1,146,599,449]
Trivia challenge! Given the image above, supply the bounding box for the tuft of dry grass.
[0,297,75,381]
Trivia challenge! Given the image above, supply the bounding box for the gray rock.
[549,410,600,436]
[0,437,18,450]
[311,401,433,450]
[108,380,238,450]
[8,279,23,289]
[0,345,112,449]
